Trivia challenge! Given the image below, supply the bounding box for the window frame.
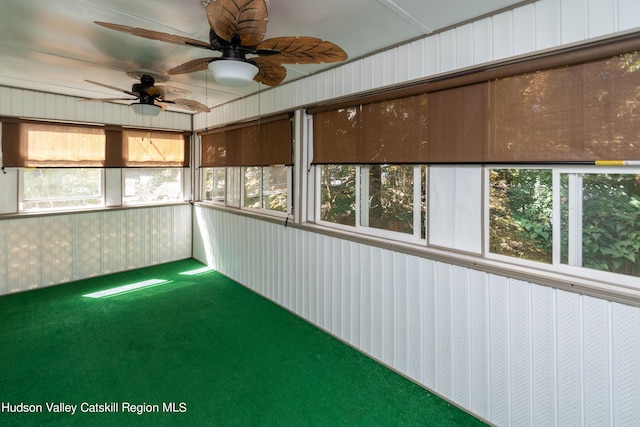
[18,167,106,213]
[240,166,292,218]
[201,167,227,205]
[484,164,640,289]
[121,167,185,206]
[201,165,293,218]
[314,164,426,242]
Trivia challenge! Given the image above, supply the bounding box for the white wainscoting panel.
[0,87,191,131]
[193,206,640,426]
[428,166,482,253]
[0,205,192,295]
[193,0,640,131]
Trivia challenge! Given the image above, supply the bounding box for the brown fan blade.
[207,0,268,47]
[252,57,287,86]
[154,101,168,111]
[94,21,212,50]
[257,36,348,64]
[85,80,137,97]
[79,98,136,102]
[170,99,211,113]
[166,57,216,75]
[152,85,192,101]
[146,86,164,97]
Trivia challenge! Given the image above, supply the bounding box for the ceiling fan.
[94,0,348,87]
[82,69,211,116]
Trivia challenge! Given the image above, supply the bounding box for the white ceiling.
[0,0,530,114]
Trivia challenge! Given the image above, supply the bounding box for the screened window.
[199,113,293,216]
[361,165,419,235]
[20,168,104,212]
[320,165,356,226]
[243,166,290,213]
[561,171,640,277]
[203,167,226,203]
[263,166,288,212]
[123,168,183,205]
[489,168,553,263]
[489,167,640,281]
[319,164,425,239]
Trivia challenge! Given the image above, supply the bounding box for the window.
[202,165,290,214]
[561,171,640,277]
[244,167,261,209]
[243,166,290,214]
[123,168,183,205]
[199,113,293,216]
[20,168,104,212]
[489,168,553,263]
[319,164,425,239]
[203,167,226,203]
[262,166,288,212]
[489,167,640,283]
[320,165,356,226]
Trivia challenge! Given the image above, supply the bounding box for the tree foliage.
[581,174,640,276]
[489,169,552,263]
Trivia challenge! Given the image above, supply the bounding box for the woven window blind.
[122,130,189,167]
[1,120,106,167]
[1,119,189,167]
[200,113,292,167]
[310,35,640,164]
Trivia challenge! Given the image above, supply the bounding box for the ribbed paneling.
[193,206,640,426]
[192,0,640,131]
[188,2,640,425]
[0,86,191,131]
[0,205,192,295]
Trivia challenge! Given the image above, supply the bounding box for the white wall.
[193,0,640,130]
[0,205,192,294]
[193,206,640,426]
[192,0,640,425]
[1,0,639,423]
[0,88,194,294]
[0,86,191,130]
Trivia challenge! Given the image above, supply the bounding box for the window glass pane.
[203,167,225,202]
[123,168,182,204]
[320,165,356,226]
[243,167,261,209]
[489,169,553,263]
[22,168,103,211]
[263,166,288,212]
[562,173,640,277]
[363,165,415,234]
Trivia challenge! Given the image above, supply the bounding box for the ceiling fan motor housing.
[132,74,156,104]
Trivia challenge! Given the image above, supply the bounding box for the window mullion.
[567,173,583,267]
[552,169,561,266]
[413,165,421,240]
[358,166,367,228]
[260,167,265,209]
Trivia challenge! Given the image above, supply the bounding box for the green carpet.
[0,259,486,426]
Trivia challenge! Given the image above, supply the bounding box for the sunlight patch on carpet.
[179,266,215,276]
[82,279,171,298]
